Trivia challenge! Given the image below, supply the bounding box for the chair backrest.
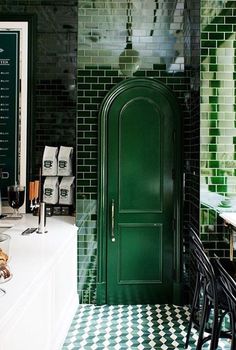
[189,227,204,249]
[189,228,218,302]
[213,258,236,313]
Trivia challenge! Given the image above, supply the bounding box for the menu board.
[0,31,19,199]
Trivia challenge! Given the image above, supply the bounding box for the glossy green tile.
[217,24,233,32]
[209,129,220,136]
[208,185,216,192]
[209,81,219,88]
[210,177,224,185]
[217,185,228,193]
[225,16,236,24]
[209,33,224,40]
[209,144,217,152]
[202,40,216,48]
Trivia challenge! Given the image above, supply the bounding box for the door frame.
[0,14,36,212]
[97,77,183,305]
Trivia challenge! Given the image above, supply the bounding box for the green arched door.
[98,78,182,305]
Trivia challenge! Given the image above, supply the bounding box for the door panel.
[118,224,162,283]
[119,98,162,212]
[107,83,176,304]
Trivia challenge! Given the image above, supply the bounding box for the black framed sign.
[0,31,19,199]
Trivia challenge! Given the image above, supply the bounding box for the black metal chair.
[185,228,204,348]
[213,258,236,350]
[185,228,228,350]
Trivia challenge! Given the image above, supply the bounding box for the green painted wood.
[97,78,182,305]
[119,100,162,212]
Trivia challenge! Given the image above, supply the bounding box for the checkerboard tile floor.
[62,304,231,350]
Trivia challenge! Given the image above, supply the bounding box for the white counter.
[219,212,236,227]
[0,214,78,350]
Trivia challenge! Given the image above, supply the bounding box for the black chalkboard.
[0,31,19,199]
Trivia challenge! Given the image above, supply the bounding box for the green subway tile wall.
[184,0,200,231]
[0,0,201,303]
[77,0,200,303]
[200,0,236,258]
[184,0,200,299]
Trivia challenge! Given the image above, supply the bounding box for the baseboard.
[96,282,106,305]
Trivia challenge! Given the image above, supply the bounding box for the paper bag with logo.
[42,146,58,176]
[57,146,73,176]
[59,176,74,205]
[43,176,59,204]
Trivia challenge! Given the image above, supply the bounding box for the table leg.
[230,230,234,261]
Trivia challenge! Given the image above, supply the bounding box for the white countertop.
[0,214,77,329]
[219,212,236,227]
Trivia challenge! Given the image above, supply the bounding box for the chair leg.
[196,293,209,350]
[185,306,196,349]
[215,311,227,350]
[185,277,201,348]
[196,298,219,350]
[209,303,219,350]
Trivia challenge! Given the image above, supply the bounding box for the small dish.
[218,203,231,208]
[218,199,231,208]
[0,264,12,283]
[0,273,13,283]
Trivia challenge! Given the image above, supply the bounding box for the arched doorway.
[97,78,182,305]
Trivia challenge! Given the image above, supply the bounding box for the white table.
[219,212,236,227]
[0,214,78,350]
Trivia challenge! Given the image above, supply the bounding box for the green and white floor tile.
[62,304,231,350]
